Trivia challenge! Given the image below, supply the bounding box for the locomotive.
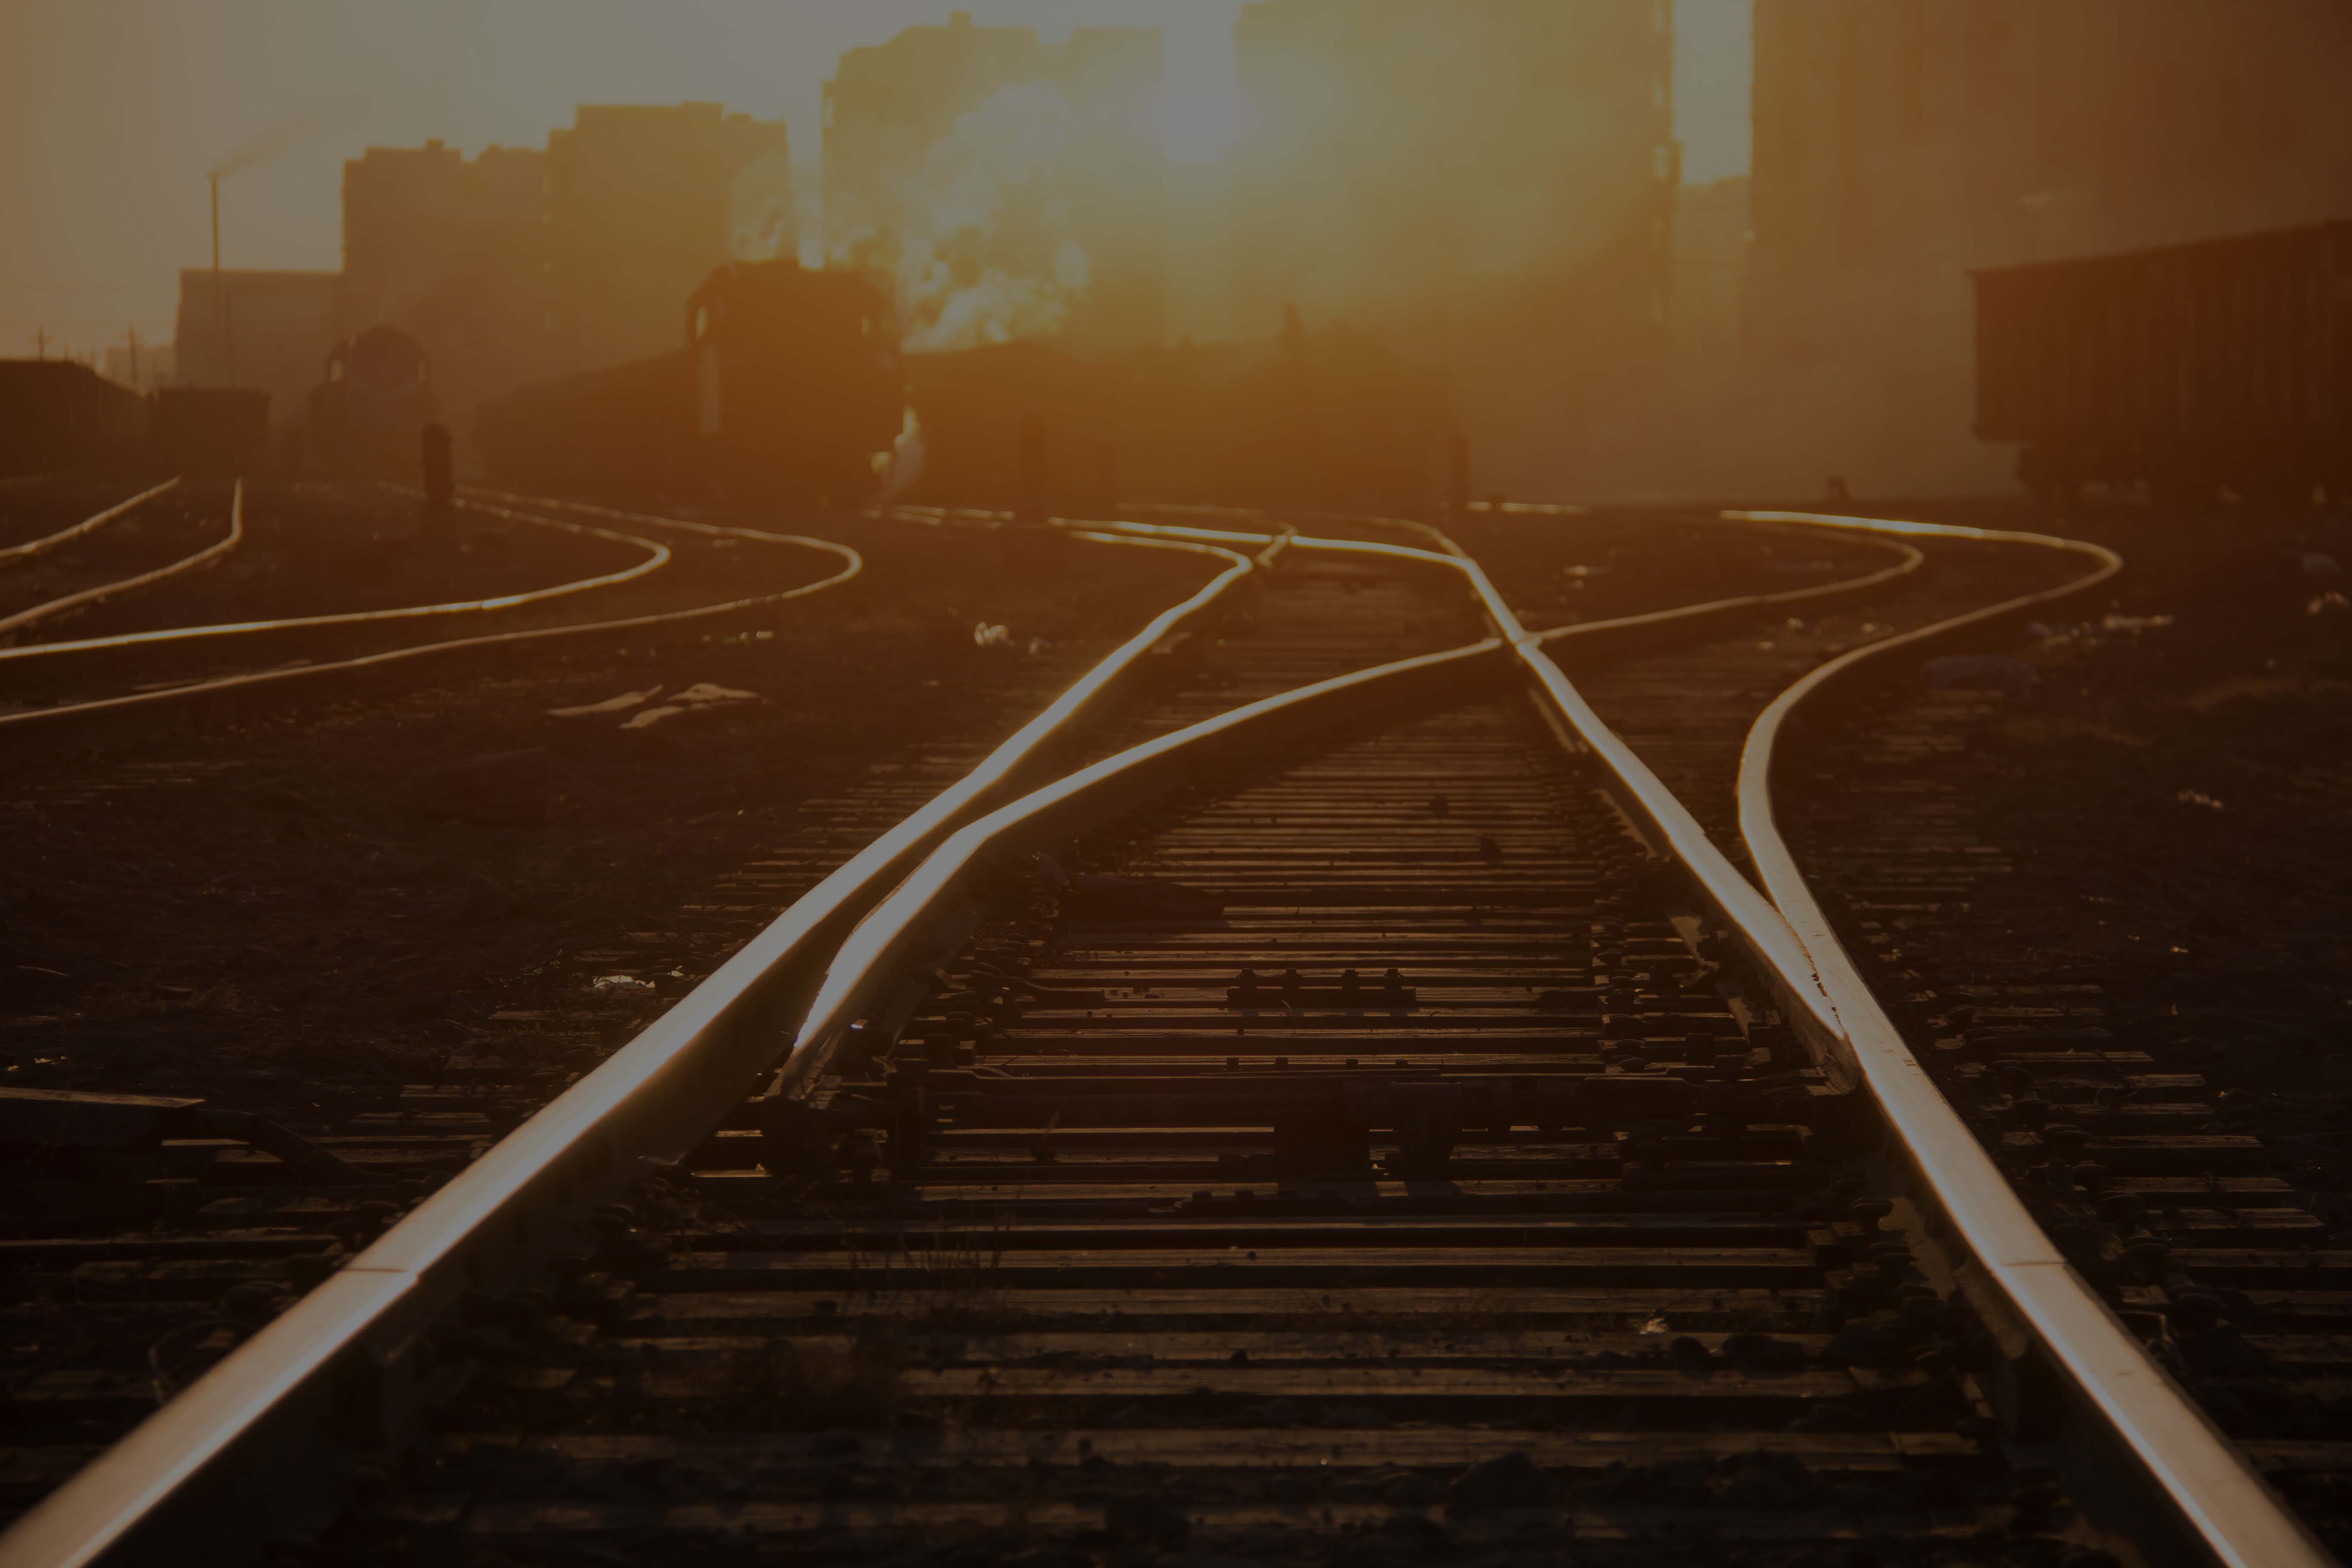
[309,325,439,477]
[478,261,904,500]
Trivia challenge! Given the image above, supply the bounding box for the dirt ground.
[1851,496,2352,1193]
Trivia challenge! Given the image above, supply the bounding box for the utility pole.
[210,173,233,386]
[125,325,141,388]
[32,327,47,361]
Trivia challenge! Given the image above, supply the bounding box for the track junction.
[0,487,2339,1568]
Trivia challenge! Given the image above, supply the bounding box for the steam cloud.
[729,150,797,262]
[833,82,1097,354]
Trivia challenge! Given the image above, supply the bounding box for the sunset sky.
[0,0,1749,364]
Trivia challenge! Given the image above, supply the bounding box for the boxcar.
[1973,220,2352,505]
[0,361,148,478]
[478,260,903,500]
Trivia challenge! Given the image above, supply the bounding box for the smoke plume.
[208,102,360,181]
[833,82,1098,354]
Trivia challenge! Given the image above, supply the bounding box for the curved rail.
[0,495,668,667]
[1092,510,1871,1059]
[0,478,182,568]
[0,483,239,640]
[1733,511,2329,1568]
[0,498,837,738]
[0,523,1267,1568]
[1113,501,2331,1565]
[783,633,1507,1080]
[13,502,2310,1565]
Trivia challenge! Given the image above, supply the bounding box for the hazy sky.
[1,0,1751,363]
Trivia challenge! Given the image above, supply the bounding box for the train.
[478,260,905,500]
[0,361,150,478]
[1973,219,2352,506]
[308,325,438,477]
[0,362,273,479]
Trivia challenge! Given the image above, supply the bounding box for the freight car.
[0,360,148,478]
[1973,219,2352,506]
[308,326,438,477]
[478,260,903,499]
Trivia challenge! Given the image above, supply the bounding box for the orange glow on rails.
[0,482,241,640]
[0,493,669,666]
[0,478,182,567]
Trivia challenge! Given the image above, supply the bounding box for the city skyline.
[0,0,1750,362]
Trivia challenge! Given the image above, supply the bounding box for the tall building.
[337,105,790,438]
[823,11,1167,353]
[173,269,338,433]
[547,104,792,372]
[341,139,553,433]
[1746,0,2352,492]
[1227,0,1677,494]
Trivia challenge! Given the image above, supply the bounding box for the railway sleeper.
[311,699,2130,1565]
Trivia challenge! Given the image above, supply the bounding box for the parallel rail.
[0,493,845,741]
[0,505,2323,1566]
[0,494,670,668]
[0,516,1263,1566]
[0,483,238,641]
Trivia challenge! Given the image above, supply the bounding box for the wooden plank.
[658,1246,1824,1290]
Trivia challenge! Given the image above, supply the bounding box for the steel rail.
[1110,502,2328,1563]
[0,495,669,667]
[781,634,1511,1081]
[1090,506,1930,1043]
[0,479,182,568]
[0,483,240,641]
[0,524,1267,1568]
[463,487,864,555]
[1733,511,2331,1568]
[0,500,838,738]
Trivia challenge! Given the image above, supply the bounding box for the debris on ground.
[548,685,662,718]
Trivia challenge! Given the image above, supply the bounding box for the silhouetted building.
[337,106,790,441]
[822,11,1167,353]
[547,104,792,373]
[1228,0,1677,493]
[1746,0,2352,490]
[341,139,552,434]
[1673,176,1749,368]
[173,269,339,432]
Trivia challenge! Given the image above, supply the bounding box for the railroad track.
[0,508,2331,1567]
[1751,527,2352,1558]
[0,481,183,572]
[0,487,857,747]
